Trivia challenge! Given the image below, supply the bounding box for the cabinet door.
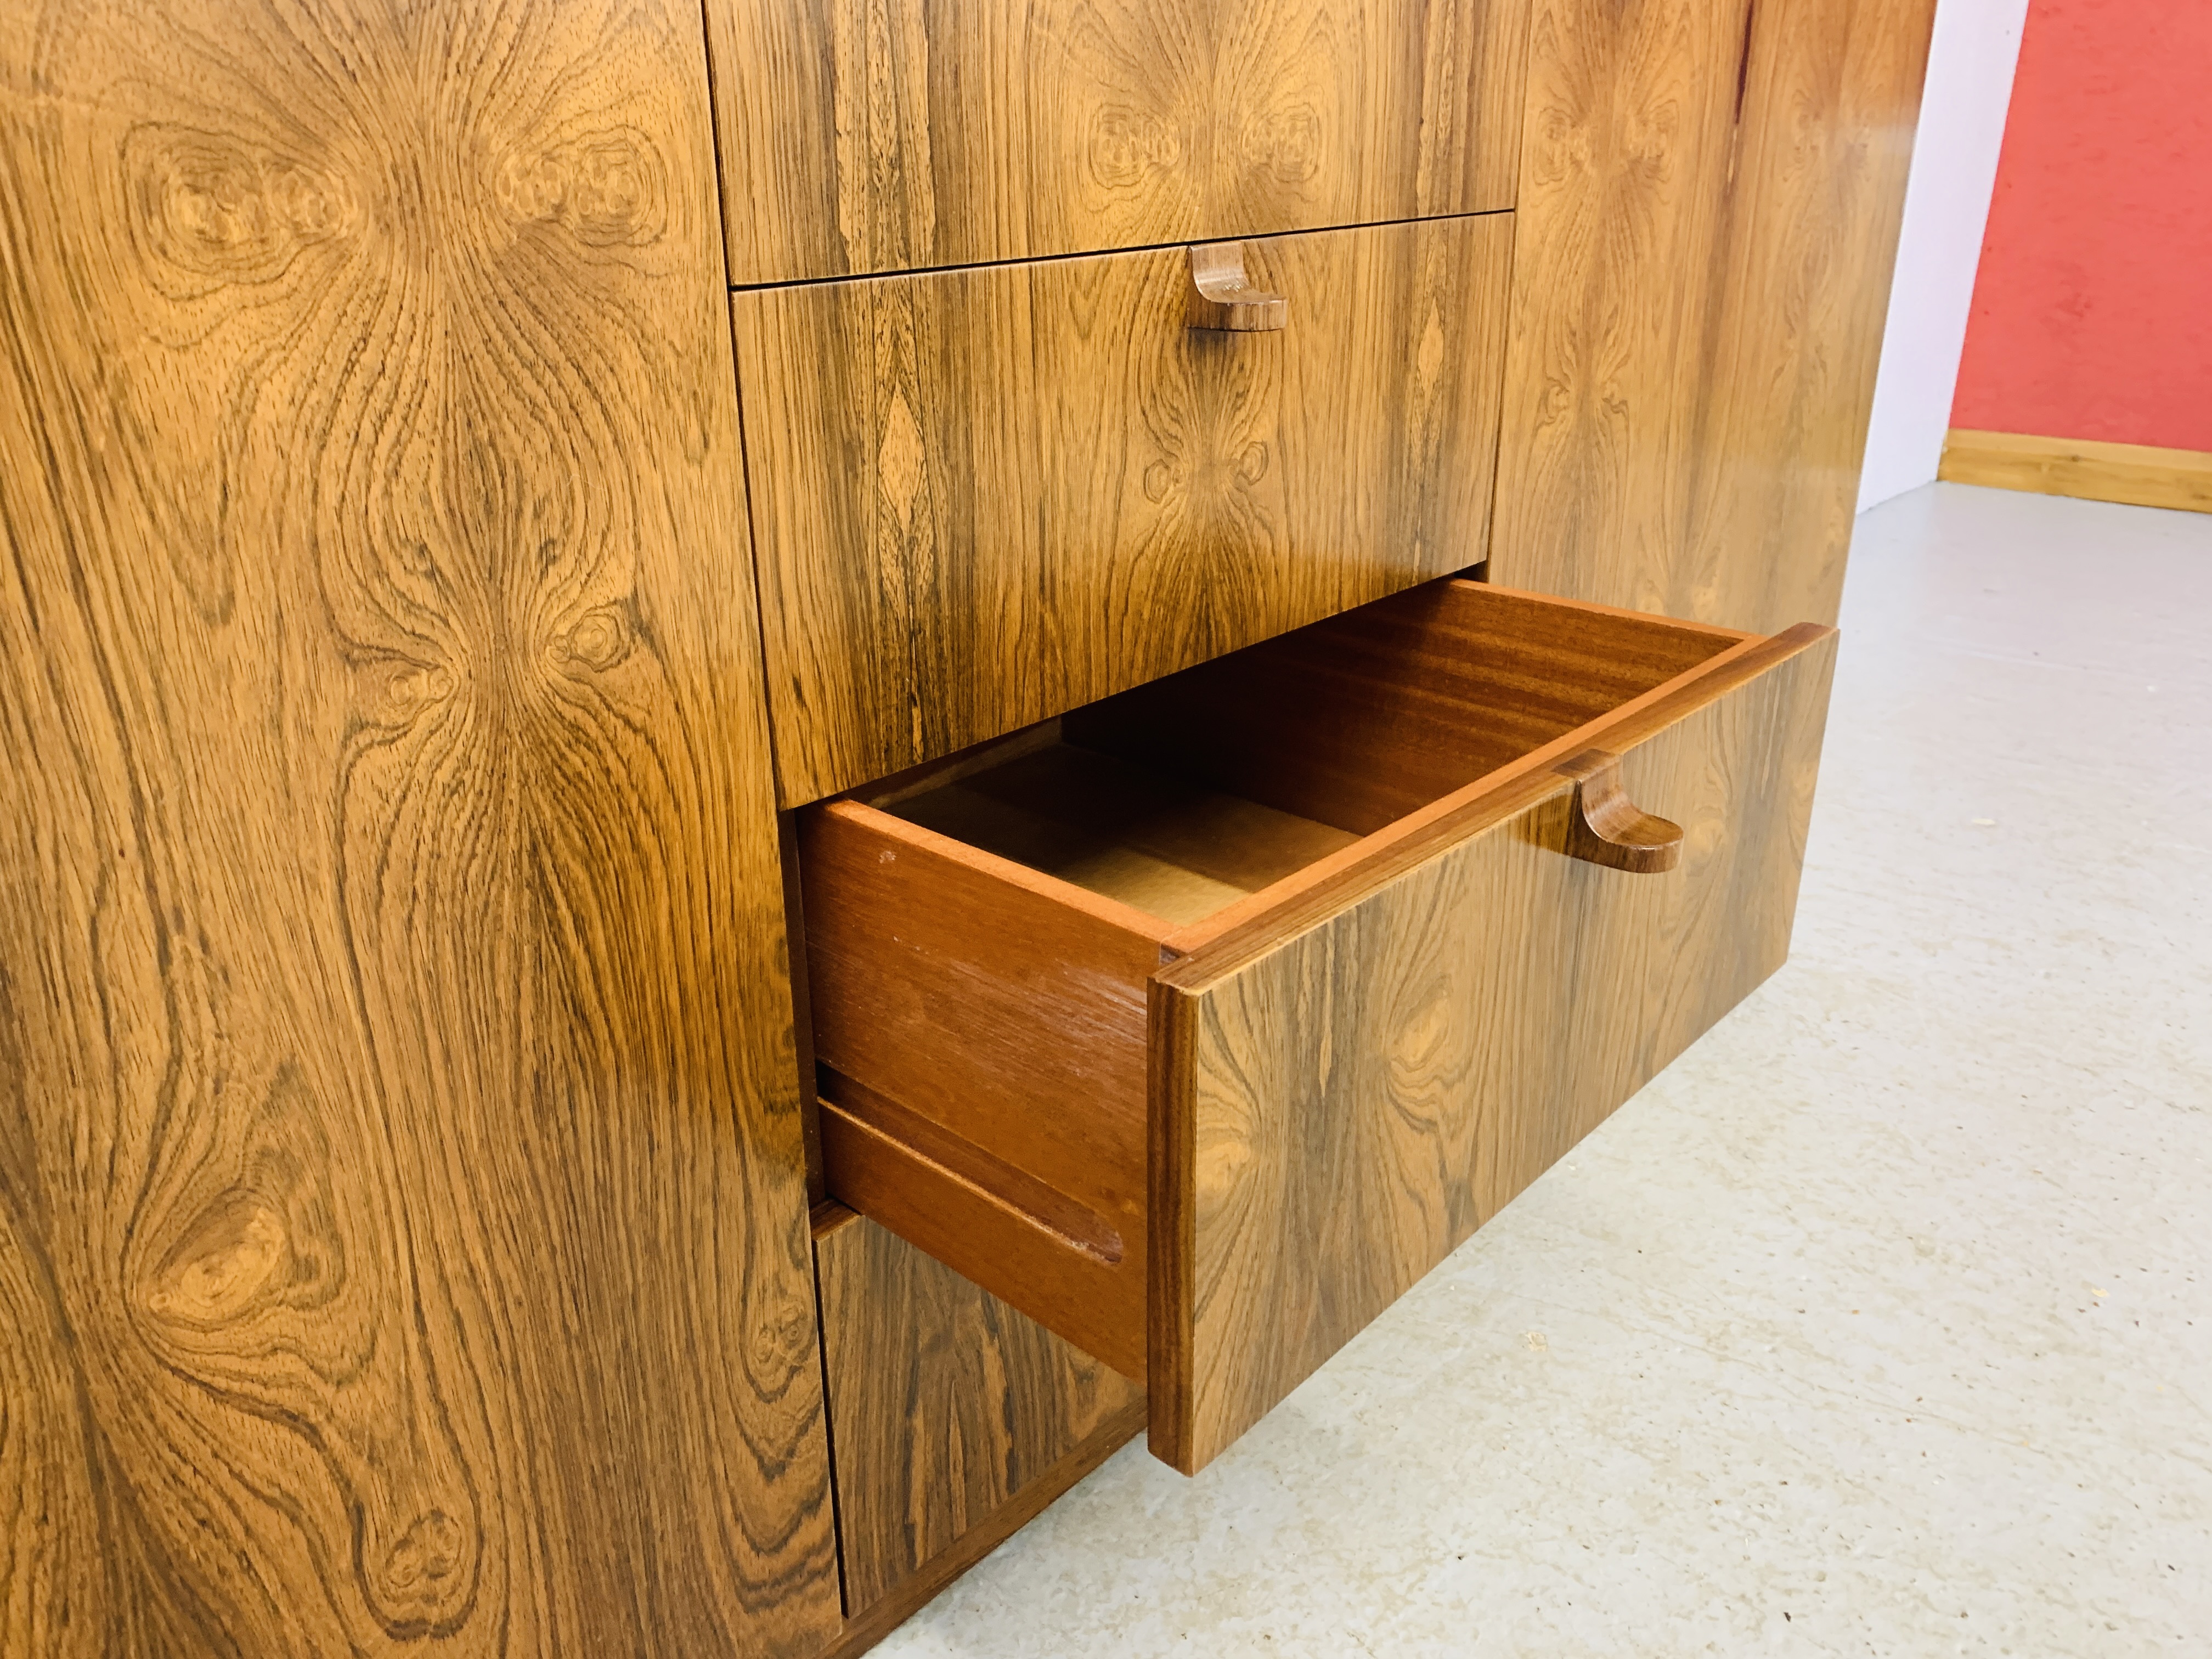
[708,0,1528,283]
[814,1212,1144,1620]
[0,2,836,1652]
[1489,0,1938,632]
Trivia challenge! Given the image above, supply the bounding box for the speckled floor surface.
[871,483,2212,1658]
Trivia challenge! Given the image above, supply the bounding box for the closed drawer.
[707,0,1529,284]
[797,578,1837,1474]
[738,215,1515,807]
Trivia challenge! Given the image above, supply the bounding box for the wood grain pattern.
[736,214,1515,806]
[1489,0,1937,631]
[887,741,1360,926]
[819,1407,1146,1659]
[814,1210,1145,1616]
[706,0,1530,284]
[1067,578,1741,838]
[800,800,1165,1375]
[1939,429,2212,515]
[0,2,836,1652]
[1148,627,1838,1472]
[799,578,1830,1475]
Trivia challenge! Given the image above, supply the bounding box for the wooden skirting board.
[1940,430,2212,514]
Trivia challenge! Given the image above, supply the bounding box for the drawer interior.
[868,579,1746,931]
[881,739,1363,928]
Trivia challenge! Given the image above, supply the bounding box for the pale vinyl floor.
[871,482,2212,1658]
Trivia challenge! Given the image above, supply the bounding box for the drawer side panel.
[799,801,1158,1372]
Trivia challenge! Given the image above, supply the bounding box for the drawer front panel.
[1147,624,1838,1472]
[815,1211,1144,1617]
[708,0,1528,284]
[739,214,1515,806]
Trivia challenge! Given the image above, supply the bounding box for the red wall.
[1951,0,2212,452]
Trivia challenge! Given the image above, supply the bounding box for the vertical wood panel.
[0,2,836,1652]
[707,0,1530,284]
[815,1212,1144,1616]
[1680,0,1942,627]
[1150,627,1838,1472]
[1491,0,1937,631]
[1489,0,1752,619]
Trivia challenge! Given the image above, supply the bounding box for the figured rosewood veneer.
[0,0,837,1650]
[812,1207,1144,1621]
[1491,0,1938,633]
[706,0,1530,284]
[735,215,1516,807]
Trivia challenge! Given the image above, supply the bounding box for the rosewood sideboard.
[0,0,1935,1650]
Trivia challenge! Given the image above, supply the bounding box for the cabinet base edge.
[823,1399,1150,1658]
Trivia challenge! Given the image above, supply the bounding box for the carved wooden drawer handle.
[1187,242,1287,331]
[1556,750,1684,873]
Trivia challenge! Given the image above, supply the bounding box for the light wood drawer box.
[737,214,1515,808]
[707,0,1529,284]
[797,578,1837,1475]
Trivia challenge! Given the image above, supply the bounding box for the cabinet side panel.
[0,2,837,1651]
[816,1215,1145,1616]
[1492,0,1937,631]
[1680,0,1939,629]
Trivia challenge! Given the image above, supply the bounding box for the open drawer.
[797,579,1837,1474]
